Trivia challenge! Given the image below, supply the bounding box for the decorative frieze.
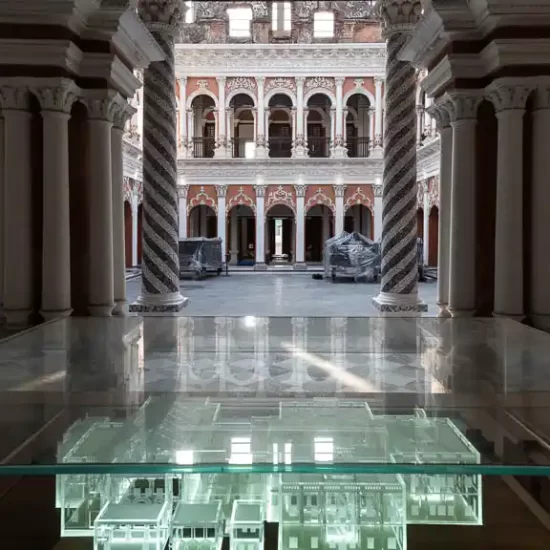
[305,76,335,91]
[265,77,296,92]
[226,77,256,92]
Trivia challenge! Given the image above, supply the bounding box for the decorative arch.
[265,185,296,215]
[186,89,219,109]
[305,188,335,213]
[264,88,297,108]
[226,88,257,108]
[304,88,336,107]
[345,187,373,212]
[187,186,217,213]
[343,88,375,107]
[226,187,256,214]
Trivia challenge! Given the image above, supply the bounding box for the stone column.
[216,185,227,259]
[131,193,139,266]
[333,77,346,158]
[294,77,307,157]
[333,183,346,236]
[373,0,426,315]
[178,184,188,239]
[374,77,384,148]
[428,102,452,317]
[322,208,331,245]
[112,105,135,316]
[294,182,307,270]
[416,105,424,146]
[178,76,187,157]
[230,210,239,264]
[422,181,430,265]
[531,87,550,331]
[215,76,226,158]
[132,0,187,313]
[488,82,531,320]
[369,107,376,148]
[1,88,33,325]
[373,184,383,241]
[85,94,121,316]
[447,92,482,317]
[254,183,267,270]
[33,83,76,321]
[256,77,267,158]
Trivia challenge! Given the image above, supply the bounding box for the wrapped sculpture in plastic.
[178,237,223,279]
[324,232,381,283]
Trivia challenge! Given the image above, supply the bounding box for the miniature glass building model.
[57,397,483,550]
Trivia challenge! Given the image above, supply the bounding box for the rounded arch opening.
[227,204,256,265]
[266,204,295,264]
[190,94,216,158]
[306,93,332,158]
[306,204,334,263]
[345,92,372,158]
[345,204,373,240]
[189,204,217,238]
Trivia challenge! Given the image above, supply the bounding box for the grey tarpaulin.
[178,238,223,278]
[324,232,381,282]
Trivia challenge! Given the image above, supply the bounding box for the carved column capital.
[254,184,266,198]
[114,102,137,130]
[216,184,227,198]
[444,91,484,122]
[533,87,550,110]
[427,102,451,130]
[138,0,186,35]
[84,92,126,123]
[333,184,346,198]
[0,86,30,111]
[335,77,345,87]
[372,185,383,198]
[178,185,189,199]
[294,184,306,198]
[377,0,423,37]
[486,82,532,112]
[32,80,79,114]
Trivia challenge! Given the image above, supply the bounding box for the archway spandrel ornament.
[226,186,256,214]
[265,185,296,214]
[344,186,372,212]
[187,185,217,213]
[305,188,335,213]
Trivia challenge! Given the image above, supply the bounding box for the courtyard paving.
[126,273,439,316]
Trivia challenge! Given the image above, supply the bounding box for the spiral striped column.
[373,31,427,314]
[131,27,187,313]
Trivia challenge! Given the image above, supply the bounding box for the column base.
[40,308,73,321]
[293,262,308,271]
[369,148,383,159]
[531,314,550,333]
[89,304,115,317]
[331,146,348,159]
[493,311,525,323]
[214,147,227,159]
[372,291,428,316]
[254,262,267,271]
[448,306,475,318]
[129,291,188,315]
[437,302,451,317]
[112,300,129,316]
[292,146,308,159]
[4,308,33,327]
[255,147,268,159]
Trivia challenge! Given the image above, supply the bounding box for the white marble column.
[215,77,226,158]
[178,77,187,157]
[256,77,267,158]
[531,87,550,331]
[216,185,227,259]
[334,183,346,236]
[428,102,452,317]
[374,77,384,147]
[416,105,424,146]
[0,116,4,315]
[230,210,239,264]
[447,92,482,317]
[35,84,75,321]
[178,184,188,239]
[294,77,307,157]
[369,107,376,148]
[488,82,531,320]
[373,184,383,241]
[422,181,430,265]
[86,96,120,316]
[322,208,331,245]
[112,106,134,316]
[131,193,139,266]
[333,77,346,158]
[294,182,306,269]
[1,88,33,325]
[254,183,267,270]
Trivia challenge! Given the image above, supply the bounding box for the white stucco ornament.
[378,0,423,36]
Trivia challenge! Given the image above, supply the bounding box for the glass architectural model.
[57,398,482,550]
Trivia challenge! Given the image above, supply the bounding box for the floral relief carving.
[123,177,133,202]
[227,77,256,92]
[305,77,335,91]
[265,185,296,213]
[305,188,335,213]
[226,187,256,213]
[33,82,78,113]
[266,78,296,92]
[345,187,372,211]
[187,186,217,213]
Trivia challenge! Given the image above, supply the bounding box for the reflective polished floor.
[2,316,550,549]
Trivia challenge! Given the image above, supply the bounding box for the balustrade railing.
[268,137,293,158]
[307,137,331,158]
[192,137,215,158]
[346,137,370,158]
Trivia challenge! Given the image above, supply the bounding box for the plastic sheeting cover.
[324,232,381,281]
[178,238,223,275]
